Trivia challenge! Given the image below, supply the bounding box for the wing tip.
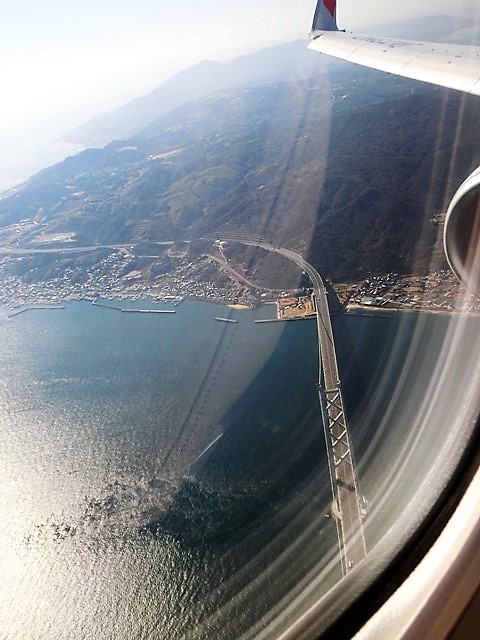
[310,0,339,38]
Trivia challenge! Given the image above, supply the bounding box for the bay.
[0,299,336,640]
[1,299,479,639]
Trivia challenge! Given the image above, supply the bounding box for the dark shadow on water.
[144,320,327,547]
[142,311,415,548]
[138,311,436,638]
[138,319,339,639]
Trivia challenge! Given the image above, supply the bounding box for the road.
[226,239,367,574]
[0,241,175,256]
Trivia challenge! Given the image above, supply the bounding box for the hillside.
[62,15,478,149]
[62,40,331,148]
[1,65,479,285]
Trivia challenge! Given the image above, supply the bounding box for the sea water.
[1,300,479,639]
[0,300,338,639]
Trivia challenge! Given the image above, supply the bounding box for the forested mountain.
[63,15,478,149]
[1,58,480,282]
[63,40,330,148]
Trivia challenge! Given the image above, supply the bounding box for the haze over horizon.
[1,1,480,191]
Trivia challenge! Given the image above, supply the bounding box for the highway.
[228,239,367,574]
[0,241,173,256]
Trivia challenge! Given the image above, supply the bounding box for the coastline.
[227,303,251,310]
[334,269,480,317]
[5,295,479,322]
[345,303,480,317]
[1,295,275,324]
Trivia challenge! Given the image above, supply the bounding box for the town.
[335,270,480,314]
[0,245,477,317]
[0,251,249,308]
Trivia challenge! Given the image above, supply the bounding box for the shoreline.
[0,295,270,321]
[227,303,251,310]
[3,292,480,321]
[345,303,480,318]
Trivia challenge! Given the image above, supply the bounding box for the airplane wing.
[308,0,480,96]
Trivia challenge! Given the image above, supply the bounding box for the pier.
[92,301,175,314]
[254,316,314,324]
[8,305,65,318]
[92,301,122,311]
[121,308,176,314]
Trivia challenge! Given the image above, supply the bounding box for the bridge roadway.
[278,247,367,574]
[227,239,367,575]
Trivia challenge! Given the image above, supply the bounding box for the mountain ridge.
[62,14,478,150]
[62,40,328,148]
[1,63,479,284]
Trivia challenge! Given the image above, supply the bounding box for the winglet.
[310,0,338,38]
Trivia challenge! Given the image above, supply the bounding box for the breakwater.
[92,300,175,314]
[8,305,65,318]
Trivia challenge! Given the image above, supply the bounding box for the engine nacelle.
[444,166,480,296]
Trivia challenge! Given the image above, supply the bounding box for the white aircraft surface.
[304,3,480,640]
[309,0,480,300]
[309,1,480,95]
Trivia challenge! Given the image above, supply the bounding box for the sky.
[1,0,479,189]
